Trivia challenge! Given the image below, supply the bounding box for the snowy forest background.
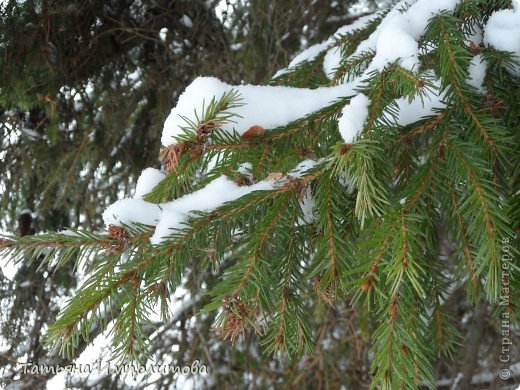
[0,0,519,389]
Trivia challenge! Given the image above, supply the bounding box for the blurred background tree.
[0,0,373,388]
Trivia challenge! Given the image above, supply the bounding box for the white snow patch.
[134,168,166,198]
[484,5,520,74]
[299,186,315,224]
[323,47,342,79]
[356,0,461,72]
[394,77,446,126]
[272,68,290,78]
[338,93,370,143]
[332,13,380,38]
[467,54,487,93]
[151,176,275,244]
[287,41,329,69]
[180,15,193,28]
[161,76,358,147]
[102,198,162,227]
[464,25,483,46]
[275,13,378,79]
[236,162,253,176]
[159,27,168,41]
[289,159,320,178]
[0,255,18,280]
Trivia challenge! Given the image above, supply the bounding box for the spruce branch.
[1,2,518,388]
[46,259,146,358]
[0,229,144,269]
[444,139,509,301]
[331,140,390,227]
[446,187,481,298]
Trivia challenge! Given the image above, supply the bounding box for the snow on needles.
[467,54,487,94]
[394,75,446,126]
[484,3,520,75]
[161,77,357,147]
[134,168,165,198]
[103,170,277,245]
[361,0,461,72]
[104,0,476,246]
[102,168,165,227]
[278,0,462,78]
[273,13,381,79]
[151,176,274,244]
[161,1,468,148]
[102,198,162,227]
[338,94,370,143]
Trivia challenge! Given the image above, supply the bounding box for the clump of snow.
[370,14,420,71]
[287,41,330,69]
[289,159,320,178]
[134,168,166,198]
[323,47,342,79]
[104,161,318,244]
[159,27,168,41]
[467,54,487,94]
[102,198,162,227]
[103,170,279,244]
[59,229,83,237]
[484,5,520,74]
[333,13,380,38]
[288,12,378,72]
[236,162,253,176]
[337,94,371,143]
[180,15,193,29]
[394,76,446,126]
[274,13,379,79]
[272,67,290,79]
[0,251,19,281]
[356,0,461,72]
[298,186,315,224]
[162,77,358,147]
[150,176,275,244]
[102,168,167,227]
[464,25,483,46]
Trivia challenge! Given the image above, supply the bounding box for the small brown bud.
[469,41,480,54]
[234,176,250,186]
[438,141,446,159]
[298,148,314,157]
[242,125,266,140]
[361,280,372,292]
[390,302,398,318]
[339,144,351,155]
